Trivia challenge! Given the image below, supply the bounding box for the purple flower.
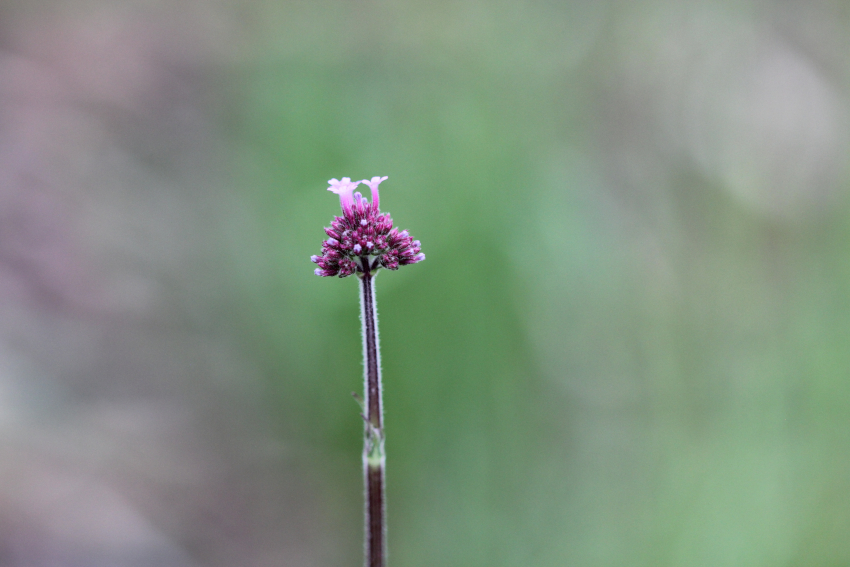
[312,176,425,277]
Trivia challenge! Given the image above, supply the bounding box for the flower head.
[312,176,425,277]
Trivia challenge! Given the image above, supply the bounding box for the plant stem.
[359,261,386,567]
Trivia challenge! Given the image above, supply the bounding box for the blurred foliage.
[224,1,850,566]
[2,0,850,566]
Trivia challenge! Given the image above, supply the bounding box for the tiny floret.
[327,177,360,217]
[312,176,425,277]
[359,176,388,211]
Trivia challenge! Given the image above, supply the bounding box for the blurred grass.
[3,0,845,565]
[217,1,850,563]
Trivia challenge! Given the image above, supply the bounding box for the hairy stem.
[359,263,386,567]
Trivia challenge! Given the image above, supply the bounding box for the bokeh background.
[1,0,849,565]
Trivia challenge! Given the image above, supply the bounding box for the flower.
[359,176,388,212]
[312,176,425,277]
[327,177,360,217]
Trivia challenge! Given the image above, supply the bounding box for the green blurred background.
[1,0,849,565]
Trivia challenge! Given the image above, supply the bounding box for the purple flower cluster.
[312,176,425,277]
